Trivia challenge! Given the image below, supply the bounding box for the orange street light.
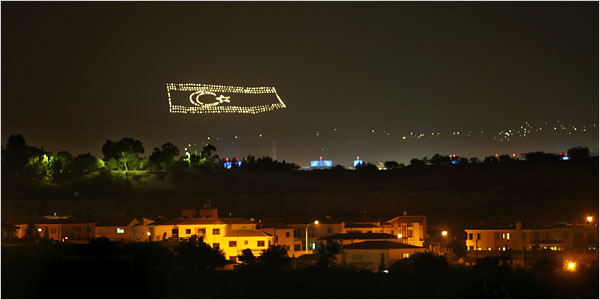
[587,216,593,223]
[442,231,448,237]
[566,261,577,272]
[397,233,402,239]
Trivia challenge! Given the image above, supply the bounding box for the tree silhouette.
[174,238,227,271]
[566,146,590,160]
[149,142,180,170]
[384,161,400,169]
[316,241,341,268]
[258,245,291,269]
[238,248,257,265]
[410,158,425,167]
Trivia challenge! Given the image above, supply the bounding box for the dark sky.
[2,2,598,166]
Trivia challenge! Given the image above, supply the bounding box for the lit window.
[488,247,492,251]
[506,233,510,240]
[403,253,410,258]
[117,228,125,234]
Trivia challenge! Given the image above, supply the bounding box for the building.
[257,223,296,256]
[320,232,400,247]
[8,215,96,241]
[340,241,426,272]
[465,221,599,252]
[95,217,141,241]
[147,217,273,262]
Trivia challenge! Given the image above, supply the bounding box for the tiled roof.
[343,241,423,250]
[96,217,139,227]
[257,223,293,229]
[386,216,426,224]
[178,218,225,225]
[321,233,397,240]
[220,218,254,224]
[345,223,380,228]
[225,229,270,237]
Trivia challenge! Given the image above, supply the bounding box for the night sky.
[2,2,598,166]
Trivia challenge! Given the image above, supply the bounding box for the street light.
[587,216,593,223]
[305,220,319,254]
[565,260,577,272]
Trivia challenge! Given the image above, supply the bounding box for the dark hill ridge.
[2,160,597,228]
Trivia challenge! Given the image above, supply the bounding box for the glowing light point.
[442,231,448,237]
[314,220,319,225]
[587,216,593,222]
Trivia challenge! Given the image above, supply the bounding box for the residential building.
[8,215,96,241]
[95,217,140,241]
[340,241,426,272]
[320,232,400,247]
[465,221,599,252]
[258,223,296,256]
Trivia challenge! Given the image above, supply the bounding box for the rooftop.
[343,241,423,250]
[321,232,398,240]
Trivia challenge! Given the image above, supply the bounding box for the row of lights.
[166,83,286,114]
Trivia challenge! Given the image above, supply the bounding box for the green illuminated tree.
[102,138,144,171]
[72,153,104,174]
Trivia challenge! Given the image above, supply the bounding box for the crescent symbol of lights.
[166,83,287,114]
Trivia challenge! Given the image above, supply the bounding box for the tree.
[566,146,590,160]
[498,155,512,163]
[149,143,180,170]
[384,161,400,169]
[430,153,450,165]
[469,157,479,164]
[52,151,74,175]
[102,138,144,171]
[72,153,104,174]
[2,134,43,175]
[483,156,498,164]
[238,248,257,265]
[355,163,378,171]
[258,245,291,270]
[174,238,227,271]
[317,241,341,268]
[410,158,425,167]
[525,151,559,162]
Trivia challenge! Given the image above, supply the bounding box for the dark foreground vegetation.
[2,134,598,227]
[2,239,598,298]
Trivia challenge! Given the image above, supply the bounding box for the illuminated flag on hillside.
[166,83,287,114]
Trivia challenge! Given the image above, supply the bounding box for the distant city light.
[587,216,593,222]
[441,231,448,236]
[314,220,319,225]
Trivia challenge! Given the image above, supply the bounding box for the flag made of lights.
[166,83,286,114]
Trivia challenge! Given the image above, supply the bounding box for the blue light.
[224,161,232,169]
[310,160,333,168]
[234,161,242,167]
[354,159,363,167]
[561,156,570,161]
